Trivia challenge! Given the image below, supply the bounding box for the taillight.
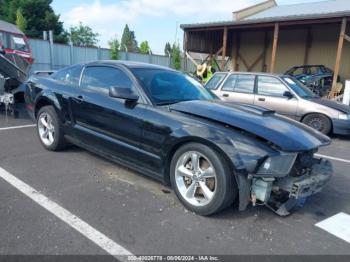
[27,56,34,64]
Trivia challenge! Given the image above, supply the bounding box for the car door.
[70,65,146,165]
[218,74,255,104]
[254,75,298,118]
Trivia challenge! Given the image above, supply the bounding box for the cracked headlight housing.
[256,153,297,177]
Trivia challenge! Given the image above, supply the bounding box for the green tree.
[0,0,68,43]
[120,24,138,52]
[171,43,181,70]
[15,8,26,32]
[68,22,99,47]
[139,41,150,54]
[109,37,120,60]
[164,42,172,55]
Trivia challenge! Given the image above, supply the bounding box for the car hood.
[310,98,350,114]
[170,100,331,152]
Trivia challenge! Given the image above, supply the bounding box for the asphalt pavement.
[0,108,350,260]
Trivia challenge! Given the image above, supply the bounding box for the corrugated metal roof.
[244,0,350,21]
[181,0,350,30]
[0,20,24,35]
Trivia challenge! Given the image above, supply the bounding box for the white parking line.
[316,154,350,164]
[0,124,36,131]
[316,212,350,244]
[0,166,133,260]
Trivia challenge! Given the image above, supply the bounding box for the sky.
[51,0,326,54]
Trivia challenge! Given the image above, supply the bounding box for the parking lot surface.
[1,109,350,258]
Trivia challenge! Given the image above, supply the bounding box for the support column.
[48,30,54,70]
[303,27,312,65]
[262,31,269,72]
[183,31,188,72]
[330,18,347,98]
[234,32,240,71]
[270,23,279,73]
[221,26,228,71]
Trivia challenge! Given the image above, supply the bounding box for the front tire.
[170,143,237,216]
[302,113,332,135]
[37,106,67,151]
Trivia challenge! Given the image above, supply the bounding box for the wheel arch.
[34,98,54,118]
[34,93,62,120]
[163,136,244,186]
[164,136,250,211]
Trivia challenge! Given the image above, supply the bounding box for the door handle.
[74,95,84,103]
[222,94,229,98]
[258,97,266,102]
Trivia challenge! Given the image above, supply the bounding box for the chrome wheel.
[38,112,55,146]
[175,151,217,207]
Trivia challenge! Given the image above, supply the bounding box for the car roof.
[291,65,325,68]
[217,71,285,78]
[85,60,175,71]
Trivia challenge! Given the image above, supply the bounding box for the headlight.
[256,153,297,177]
[339,114,349,120]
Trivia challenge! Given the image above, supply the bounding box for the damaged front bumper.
[251,158,332,216]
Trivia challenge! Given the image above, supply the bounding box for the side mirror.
[109,86,139,102]
[0,47,5,55]
[283,91,294,99]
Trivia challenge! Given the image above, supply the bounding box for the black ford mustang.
[24,61,332,216]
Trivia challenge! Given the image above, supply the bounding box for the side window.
[258,76,288,97]
[223,74,255,93]
[205,73,227,90]
[221,75,238,92]
[53,65,82,86]
[293,67,304,75]
[81,66,132,94]
[0,32,11,49]
[234,75,255,93]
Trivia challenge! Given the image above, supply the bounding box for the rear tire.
[37,106,67,151]
[170,143,237,216]
[302,113,332,135]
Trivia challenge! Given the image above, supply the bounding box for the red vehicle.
[0,20,33,64]
[0,20,33,117]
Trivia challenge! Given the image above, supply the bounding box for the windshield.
[131,68,216,105]
[283,76,317,98]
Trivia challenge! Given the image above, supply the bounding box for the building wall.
[229,23,349,81]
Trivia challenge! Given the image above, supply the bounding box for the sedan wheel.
[302,113,332,135]
[170,143,237,216]
[175,151,217,207]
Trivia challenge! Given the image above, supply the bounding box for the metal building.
[181,0,350,97]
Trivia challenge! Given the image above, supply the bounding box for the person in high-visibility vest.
[196,62,215,84]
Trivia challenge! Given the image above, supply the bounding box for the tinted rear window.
[53,65,82,86]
